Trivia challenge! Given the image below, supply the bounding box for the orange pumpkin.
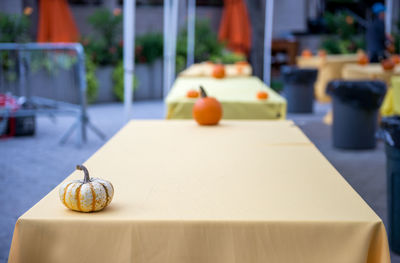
[381,59,395,71]
[392,55,400,65]
[318,49,327,58]
[257,91,269,100]
[387,44,395,53]
[235,61,248,74]
[358,54,369,65]
[212,64,226,79]
[301,49,313,58]
[186,89,199,98]
[193,86,222,126]
[235,61,249,66]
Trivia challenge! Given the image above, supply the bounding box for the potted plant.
[83,8,122,103]
[133,33,163,100]
[175,20,245,73]
[321,11,365,54]
[112,32,164,102]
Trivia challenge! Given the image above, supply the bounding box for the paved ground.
[0,101,398,262]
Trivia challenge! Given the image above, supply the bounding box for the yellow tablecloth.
[179,63,252,77]
[166,76,287,120]
[342,63,400,85]
[9,120,390,263]
[381,77,400,116]
[342,64,400,116]
[297,54,358,103]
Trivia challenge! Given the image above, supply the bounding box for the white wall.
[70,4,222,37]
[0,0,22,14]
[273,0,307,37]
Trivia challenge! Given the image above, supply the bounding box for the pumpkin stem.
[76,165,90,183]
[199,86,207,98]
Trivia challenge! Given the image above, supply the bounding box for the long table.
[166,76,287,120]
[8,120,389,263]
[342,63,400,85]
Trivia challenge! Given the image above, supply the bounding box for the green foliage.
[324,11,357,39]
[0,12,31,42]
[321,11,364,54]
[0,12,31,83]
[135,33,163,64]
[321,36,365,54]
[395,34,400,54]
[191,20,225,62]
[112,61,137,102]
[175,19,242,72]
[84,8,122,66]
[393,20,400,54]
[210,51,246,64]
[30,51,77,76]
[85,57,99,103]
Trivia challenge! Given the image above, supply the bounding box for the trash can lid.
[326,80,386,110]
[281,66,318,84]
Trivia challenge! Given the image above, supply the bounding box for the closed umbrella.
[218,0,251,55]
[37,0,79,42]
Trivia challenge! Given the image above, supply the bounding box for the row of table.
[166,63,287,120]
[7,62,391,262]
[166,76,286,120]
[298,54,400,117]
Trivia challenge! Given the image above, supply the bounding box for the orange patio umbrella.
[37,0,79,42]
[218,0,251,56]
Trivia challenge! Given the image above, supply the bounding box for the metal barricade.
[0,43,105,146]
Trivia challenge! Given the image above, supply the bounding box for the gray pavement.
[0,101,398,262]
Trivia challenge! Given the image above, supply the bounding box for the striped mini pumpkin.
[59,165,114,212]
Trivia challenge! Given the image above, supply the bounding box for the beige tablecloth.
[179,63,252,77]
[297,54,358,103]
[166,76,287,120]
[8,121,390,263]
[342,63,400,85]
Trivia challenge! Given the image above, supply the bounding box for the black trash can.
[281,66,318,113]
[382,116,400,254]
[327,80,386,149]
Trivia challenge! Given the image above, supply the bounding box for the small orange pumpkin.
[193,86,222,126]
[318,49,327,58]
[358,54,369,65]
[212,64,226,79]
[381,59,395,71]
[235,61,249,66]
[257,91,269,100]
[301,49,313,58]
[186,89,199,98]
[387,44,396,53]
[392,55,400,65]
[235,61,248,74]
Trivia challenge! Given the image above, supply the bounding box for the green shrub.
[210,51,246,64]
[175,19,242,72]
[0,12,31,42]
[84,8,122,66]
[321,11,364,54]
[112,61,137,102]
[135,33,163,64]
[86,57,99,103]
